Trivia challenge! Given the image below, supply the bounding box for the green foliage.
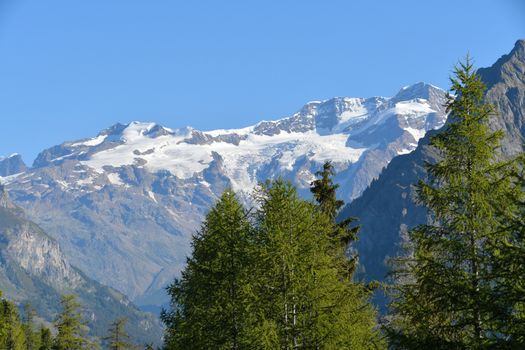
[251,180,383,349]
[386,56,525,349]
[163,181,384,349]
[103,317,133,350]
[38,328,52,350]
[0,298,26,350]
[0,204,162,347]
[310,161,345,220]
[53,294,98,350]
[162,190,255,349]
[491,155,525,346]
[22,304,42,350]
[310,161,360,276]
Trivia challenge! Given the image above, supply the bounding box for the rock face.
[0,83,448,307]
[0,154,27,177]
[0,186,162,345]
[339,39,525,296]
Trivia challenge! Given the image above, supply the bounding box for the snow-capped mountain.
[0,82,448,306]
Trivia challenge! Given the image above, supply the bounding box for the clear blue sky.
[0,0,523,164]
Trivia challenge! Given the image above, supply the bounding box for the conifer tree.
[22,304,41,350]
[104,318,132,350]
[386,57,524,349]
[38,328,52,350]
[162,190,254,349]
[311,161,360,275]
[53,295,90,350]
[491,156,525,346]
[251,179,383,349]
[0,298,26,350]
[310,161,344,221]
[163,183,384,349]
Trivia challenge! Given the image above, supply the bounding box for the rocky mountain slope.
[0,83,448,307]
[0,185,163,345]
[0,154,27,177]
[339,39,525,295]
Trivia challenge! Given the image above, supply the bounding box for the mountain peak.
[392,82,444,102]
[477,39,525,89]
[514,39,525,53]
[102,121,183,140]
[0,153,27,177]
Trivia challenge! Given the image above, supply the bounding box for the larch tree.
[53,295,92,350]
[491,156,525,346]
[0,298,26,350]
[38,327,52,350]
[104,317,133,350]
[22,304,41,350]
[162,190,255,350]
[252,179,383,349]
[386,57,525,349]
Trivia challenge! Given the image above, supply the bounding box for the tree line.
[0,291,143,349]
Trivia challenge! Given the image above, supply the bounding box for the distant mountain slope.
[0,185,162,345]
[0,154,27,177]
[1,83,448,307]
[339,39,525,291]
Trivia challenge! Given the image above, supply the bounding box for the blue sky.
[0,0,523,164]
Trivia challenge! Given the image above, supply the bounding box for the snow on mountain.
[1,82,448,306]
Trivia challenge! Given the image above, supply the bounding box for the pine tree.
[103,318,132,350]
[252,179,383,349]
[162,190,255,349]
[386,57,524,349]
[53,295,89,350]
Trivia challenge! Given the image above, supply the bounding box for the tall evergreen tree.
[162,190,254,349]
[491,156,525,346]
[53,295,91,350]
[311,161,360,275]
[38,328,52,350]
[310,161,344,221]
[251,179,383,349]
[22,304,41,350]
[386,57,524,349]
[103,318,132,350]
[163,182,383,349]
[0,298,26,350]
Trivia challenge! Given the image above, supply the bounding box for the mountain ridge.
[0,81,448,306]
[0,185,163,345]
